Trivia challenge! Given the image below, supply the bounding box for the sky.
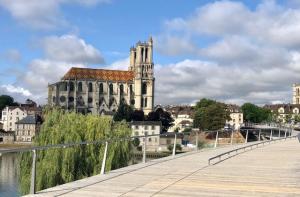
[0,0,300,106]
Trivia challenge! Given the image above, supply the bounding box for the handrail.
[208,135,298,165]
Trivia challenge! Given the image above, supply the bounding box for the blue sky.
[0,0,300,105]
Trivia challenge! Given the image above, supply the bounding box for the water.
[0,153,20,197]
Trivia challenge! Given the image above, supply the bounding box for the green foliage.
[0,95,18,118]
[131,110,145,121]
[132,138,140,147]
[167,144,182,152]
[241,103,272,123]
[183,128,192,133]
[19,108,132,195]
[113,102,133,122]
[197,140,206,149]
[194,98,230,130]
[146,108,174,133]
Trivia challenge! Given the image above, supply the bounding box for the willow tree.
[19,108,132,195]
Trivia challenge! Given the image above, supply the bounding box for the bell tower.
[129,37,154,114]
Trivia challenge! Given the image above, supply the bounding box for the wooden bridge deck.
[27,139,300,197]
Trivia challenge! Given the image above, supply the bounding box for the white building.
[165,106,194,132]
[15,115,42,142]
[131,121,162,151]
[226,104,244,130]
[1,107,28,132]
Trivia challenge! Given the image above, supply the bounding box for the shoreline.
[0,143,32,151]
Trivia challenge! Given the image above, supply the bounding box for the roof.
[16,115,41,125]
[264,104,300,113]
[131,121,162,126]
[62,67,135,82]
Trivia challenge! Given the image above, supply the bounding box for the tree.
[19,108,132,195]
[146,107,174,133]
[131,110,145,121]
[0,95,18,118]
[113,102,133,122]
[194,98,230,131]
[167,144,182,152]
[241,103,272,123]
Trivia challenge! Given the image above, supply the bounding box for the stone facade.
[265,104,300,123]
[48,37,155,115]
[226,104,244,130]
[293,83,300,104]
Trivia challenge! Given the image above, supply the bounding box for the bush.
[167,144,182,152]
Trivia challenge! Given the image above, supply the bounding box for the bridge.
[26,134,300,197]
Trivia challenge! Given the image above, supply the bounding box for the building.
[0,106,42,132]
[226,104,244,130]
[15,115,42,142]
[265,104,300,123]
[48,37,155,115]
[165,106,194,132]
[293,84,300,104]
[131,121,162,151]
[159,132,183,151]
[0,131,14,144]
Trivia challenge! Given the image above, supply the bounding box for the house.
[165,105,194,132]
[264,104,300,123]
[226,104,244,130]
[0,130,14,144]
[131,121,162,151]
[159,132,183,151]
[15,115,42,142]
[1,106,42,132]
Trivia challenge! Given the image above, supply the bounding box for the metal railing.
[208,135,298,165]
[0,125,295,195]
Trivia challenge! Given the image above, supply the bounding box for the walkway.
[27,139,300,197]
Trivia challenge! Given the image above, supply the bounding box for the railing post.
[214,131,219,148]
[278,128,281,138]
[143,133,147,163]
[245,130,249,144]
[30,149,37,194]
[195,132,199,151]
[100,141,108,175]
[230,130,234,145]
[284,128,287,138]
[172,134,177,157]
[270,129,273,140]
[258,129,261,141]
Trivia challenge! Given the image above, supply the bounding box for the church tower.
[129,37,155,114]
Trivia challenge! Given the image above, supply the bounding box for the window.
[135,125,139,129]
[130,99,135,105]
[60,96,66,103]
[16,112,19,115]
[135,132,138,136]
[2,112,6,115]
[10,122,12,126]
[145,48,148,61]
[69,82,74,91]
[145,126,148,130]
[141,47,144,61]
[130,85,133,94]
[142,83,147,95]
[166,139,171,145]
[120,84,124,96]
[144,98,147,107]
[148,138,152,142]
[88,97,93,103]
[60,82,67,91]
[78,82,83,92]
[99,83,103,94]
[152,126,155,130]
[109,84,113,95]
[53,96,56,102]
[69,97,74,102]
[88,83,93,92]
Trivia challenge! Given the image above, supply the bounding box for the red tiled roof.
[62,67,135,82]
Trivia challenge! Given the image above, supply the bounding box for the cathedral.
[48,37,155,115]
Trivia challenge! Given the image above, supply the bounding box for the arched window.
[142,83,147,95]
[78,82,83,92]
[109,84,113,95]
[120,84,124,96]
[99,83,103,94]
[129,85,133,95]
[60,82,67,91]
[141,48,144,62]
[69,82,74,91]
[144,98,147,107]
[88,83,93,92]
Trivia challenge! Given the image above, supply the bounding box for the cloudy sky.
[0,0,299,106]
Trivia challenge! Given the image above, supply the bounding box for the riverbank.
[0,143,32,151]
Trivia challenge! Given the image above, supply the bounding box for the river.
[0,152,20,197]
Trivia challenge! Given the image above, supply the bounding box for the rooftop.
[16,115,42,125]
[62,67,134,82]
[131,121,162,126]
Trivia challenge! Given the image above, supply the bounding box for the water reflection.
[0,153,20,197]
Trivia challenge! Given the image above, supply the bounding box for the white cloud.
[42,35,104,64]
[104,57,129,70]
[0,0,111,29]
[0,84,32,102]
[154,0,300,105]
